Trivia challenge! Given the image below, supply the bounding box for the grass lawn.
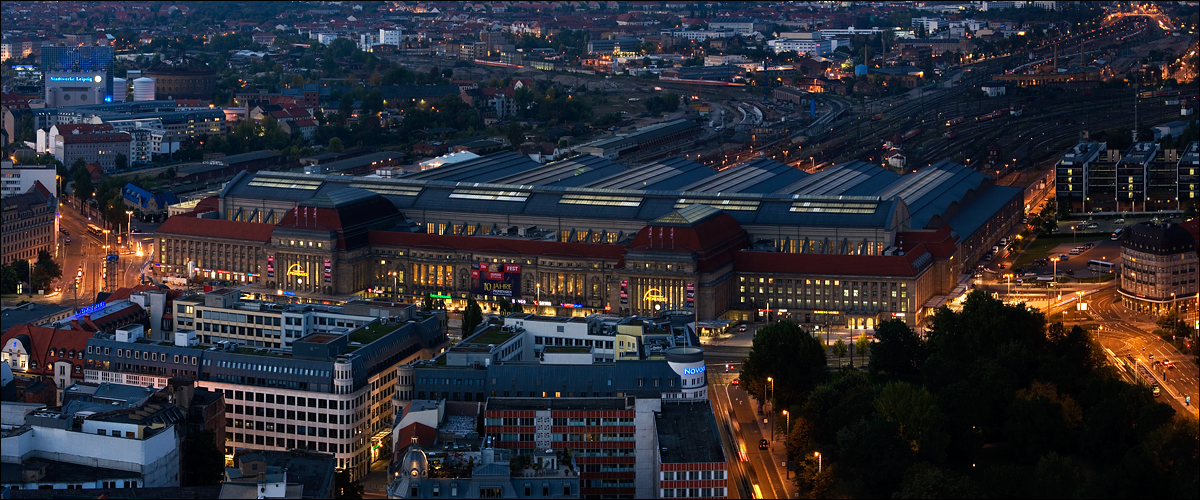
[470,328,515,345]
[1011,234,1090,268]
[349,322,399,344]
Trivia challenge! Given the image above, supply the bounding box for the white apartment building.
[172,288,383,348]
[380,28,403,46]
[767,38,835,56]
[0,162,56,198]
[1,406,182,489]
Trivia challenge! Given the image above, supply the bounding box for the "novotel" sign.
[683,365,706,375]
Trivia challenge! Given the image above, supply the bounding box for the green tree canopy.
[738,321,827,409]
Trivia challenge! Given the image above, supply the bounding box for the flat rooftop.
[486,397,631,412]
[656,401,726,464]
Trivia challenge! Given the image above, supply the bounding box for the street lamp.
[815,451,821,474]
[766,376,775,441]
[125,211,134,248]
[1004,273,1013,303]
[1049,257,1059,306]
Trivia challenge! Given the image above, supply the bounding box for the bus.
[1111,228,1123,240]
[86,224,104,237]
[1088,260,1114,273]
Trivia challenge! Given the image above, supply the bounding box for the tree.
[72,164,94,201]
[181,430,224,486]
[462,297,484,338]
[505,122,525,148]
[114,153,129,171]
[869,318,927,376]
[0,264,20,294]
[164,166,177,180]
[31,250,62,292]
[328,136,344,152]
[738,321,827,409]
[854,333,870,366]
[833,338,848,360]
[497,297,514,315]
[874,382,950,463]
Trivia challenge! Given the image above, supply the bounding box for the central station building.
[155,152,1020,331]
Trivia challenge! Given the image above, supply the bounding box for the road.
[1089,286,1199,417]
[710,368,794,499]
[26,199,157,310]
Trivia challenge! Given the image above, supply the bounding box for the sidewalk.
[750,395,798,499]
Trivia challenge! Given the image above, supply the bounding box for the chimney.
[71,318,80,330]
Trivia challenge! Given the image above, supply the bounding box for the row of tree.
[739,291,1197,498]
[0,251,62,295]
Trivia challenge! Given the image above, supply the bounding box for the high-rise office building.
[40,45,115,105]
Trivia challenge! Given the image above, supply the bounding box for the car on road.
[1148,353,1154,359]
[731,379,740,386]
[63,237,71,245]
[759,439,770,450]
[59,228,69,235]
[1059,254,1069,261]
[1114,218,1125,224]
[1152,385,1161,397]
[1163,359,1172,369]
[1066,270,1075,276]
[738,325,747,332]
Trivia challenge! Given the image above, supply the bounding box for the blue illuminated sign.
[104,95,112,103]
[560,303,584,309]
[48,75,103,83]
[74,301,107,318]
[683,366,706,375]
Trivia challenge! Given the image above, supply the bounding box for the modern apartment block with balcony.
[1057,141,1200,214]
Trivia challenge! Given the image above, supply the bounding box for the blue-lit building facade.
[40,45,115,106]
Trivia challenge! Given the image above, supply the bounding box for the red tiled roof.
[393,422,437,452]
[627,211,749,272]
[29,180,52,199]
[368,230,627,261]
[55,123,114,135]
[897,225,958,259]
[60,133,130,144]
[1,323,93,379]
[733,244,933,278]
[158,215,276,243]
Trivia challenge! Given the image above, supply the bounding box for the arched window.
[69,349,76,359]
[74,365,82,374]
[58,348,66,357]
[48,349,56,357]
[30,360,37,370]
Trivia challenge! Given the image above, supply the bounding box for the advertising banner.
[471,262,521,297]
[267,255,274,278]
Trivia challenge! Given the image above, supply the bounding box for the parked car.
[759,439,770,450]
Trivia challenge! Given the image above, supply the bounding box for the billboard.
[470,262,522,298]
